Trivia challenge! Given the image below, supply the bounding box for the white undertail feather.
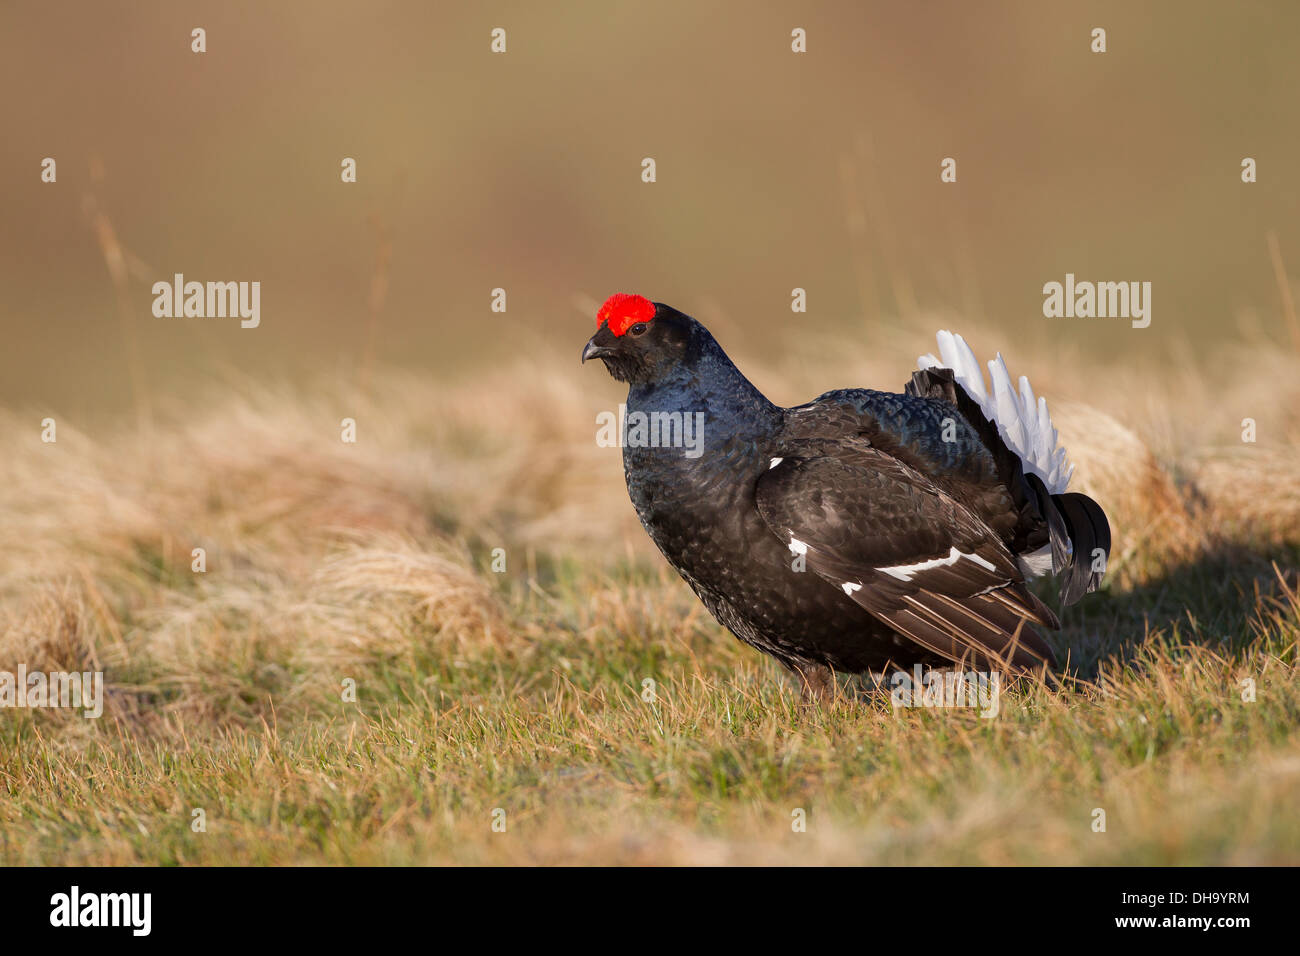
[1016,547,1055,578]
[918,331,1074,496]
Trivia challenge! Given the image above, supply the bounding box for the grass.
[2,324,1299,865]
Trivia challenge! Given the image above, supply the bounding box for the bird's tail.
[909,332,1112,606]
[1023,475,1112,605]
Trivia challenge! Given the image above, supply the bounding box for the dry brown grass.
[1,326,1298,864]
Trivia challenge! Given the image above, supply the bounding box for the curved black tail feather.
[1050,491,1111,605]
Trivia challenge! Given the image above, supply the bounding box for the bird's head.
[581,293,696,385]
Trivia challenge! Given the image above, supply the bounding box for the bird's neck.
[627,335,781,432]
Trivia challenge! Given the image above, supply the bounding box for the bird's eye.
[628,323,649,336]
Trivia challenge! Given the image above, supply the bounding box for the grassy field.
[2,323,1299,865]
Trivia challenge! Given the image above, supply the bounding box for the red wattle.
[597,293,656,336]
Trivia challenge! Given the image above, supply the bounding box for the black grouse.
[582,293,1111,699]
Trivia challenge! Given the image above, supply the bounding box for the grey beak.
[581,339,614,363]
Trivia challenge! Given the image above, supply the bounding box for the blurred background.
[2,0,1298,420]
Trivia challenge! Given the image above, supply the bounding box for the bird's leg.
[789,662,837,704]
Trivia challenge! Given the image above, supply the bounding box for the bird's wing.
[789,388,1002,491]
[755,443,1058,672]
[789,385,1067,568]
